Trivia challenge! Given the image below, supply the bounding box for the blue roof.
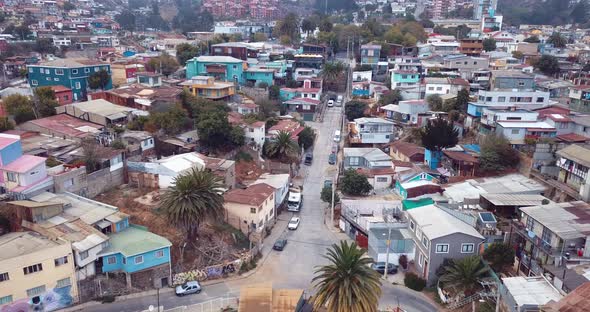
[463,144,481,153]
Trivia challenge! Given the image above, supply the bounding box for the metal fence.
[162,297,239,312]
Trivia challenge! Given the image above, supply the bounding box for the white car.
[327,100,334,107]
[288,217,300,230]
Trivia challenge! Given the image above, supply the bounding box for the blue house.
[27,59,112,101]
[99,223,172,286]
[394,171,439,199]
[360,44,381,66]
[186,56,245,84]
[243,68,275,87]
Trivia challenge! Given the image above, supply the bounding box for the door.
[423,260,428,280]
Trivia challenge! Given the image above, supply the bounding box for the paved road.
[80,105,437,312]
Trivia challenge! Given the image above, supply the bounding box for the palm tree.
[158,168,225,241]
[439,255,489,295]
[265,130,299,161]
[312,241,382,312]
[320,61,345,91]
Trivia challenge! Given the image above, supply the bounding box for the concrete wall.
[86,167,125,198]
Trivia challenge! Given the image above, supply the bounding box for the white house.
[251,173,290,216]
[495,121,556,144]
[348,117,396,144]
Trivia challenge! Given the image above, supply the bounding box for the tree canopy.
[345,101,367,121]
[483,38,497,52]
[535,55,560,76]
[274,13,300,44]
[3,94,36,124]
[421,118,459,152]
[479,135,520,172]
[340,169,373,196]
[147,52,179,77]
[88,69,111,90]
[547,32,567,48]
[482,243,515,273]
[115,10,136,32]
[176,43,200,66]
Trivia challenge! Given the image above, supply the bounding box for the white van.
[336,95,343,106]
[333,130,341,142]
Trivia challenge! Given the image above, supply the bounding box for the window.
[6,172,16,182]
[537,97,545,103]
[84,68,90,73]
[23,263,43,275]
[79,250,89,260]
[542,227,552,244]
[54,256,68,266]
[509,97,517,102]
[518,82,525,87]
[511,129,520,134]
[233,65,237,69]
[75,82,81,89]
[56,278,71,288]
[107,256,117,264]
[376,177,388,182]
[526,216,535,231]
[94,67,100,72]
[29,68,34,73]
[428,87,434,90]
[250,207,257,213]
[498,96,506,102]
[402,75,407,79]
[486,97,492,102]
[55,69,64,75]
[461,243,475,253]
[0,295,13,305]
[422,236,429,248]
[418,252,424,266]
[349,157,360,166]
[45,69,50,74]
[134,255,144,264]
[436,244,449,253]
[26,285,46,297]
[155,250,164,258]
[31,79,38,86]
[72,69,78,74]
[54,78,60,81]
[122,257,126,264]
[409,221,415,231]
[0,272,9,282]
[46,77,52,81]
[436,87,442,91]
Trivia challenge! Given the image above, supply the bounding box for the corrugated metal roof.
[520,201,590,239]
[480,193,549,206]
[407,204,484,240]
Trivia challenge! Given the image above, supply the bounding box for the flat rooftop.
[0,231,61,261]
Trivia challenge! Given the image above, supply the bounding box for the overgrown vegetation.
[479,135,520,172]
[340,169,373,196]
[404,272,426,291]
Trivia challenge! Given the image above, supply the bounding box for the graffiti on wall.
[0,286,73,312]
[172,260,242,286]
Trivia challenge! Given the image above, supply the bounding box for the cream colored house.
[223,183,275,237]
[0,231,79,310]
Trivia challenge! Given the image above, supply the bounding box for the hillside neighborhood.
[4,0,590,311]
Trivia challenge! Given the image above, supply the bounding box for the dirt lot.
[95,186,250,272]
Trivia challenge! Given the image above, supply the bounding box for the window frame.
[23,263,43,275]
[56,277,71,288]
[409,220,415,231]
[0,295,12,305]
[26,285,46,297]
[155,250,164,258]
[435,244,449,253]
[0,272,9,282]
[54,256,68,267]
[79,250,89,260]
[134,255,144,264]
[55,68,64,75]
[461,243,475,253]
[107,256,117,265]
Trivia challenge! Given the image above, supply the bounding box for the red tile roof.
[546,282,590,312]
[224,183,274,206]
[356,167,396,177]
[390,141,425,157]
[1,155,46,173]
[27,114,103,138]
[0,136,19,150]
[50,85,72,93]
[556,133,590,143]
[443,151,479,163]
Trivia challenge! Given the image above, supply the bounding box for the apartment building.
[0,232,78,310]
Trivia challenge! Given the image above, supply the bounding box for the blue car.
[328,153,336,165]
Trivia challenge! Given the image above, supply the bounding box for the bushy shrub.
[404,272,426,291]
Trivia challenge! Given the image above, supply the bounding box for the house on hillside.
[224,183,276,237]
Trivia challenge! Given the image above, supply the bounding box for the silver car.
[175,281,202,296]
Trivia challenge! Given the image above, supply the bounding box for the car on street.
[331,144,338,154]
[336,95,343,106]
[304,153,313,165]
[327,100,334,107]
[175,281,202,296]
[288,217,300,230]
[333,130,341,142]
[371,262,398,275]
[328,153,336,165]
[273,239,287,251]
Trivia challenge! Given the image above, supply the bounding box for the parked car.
[328,153,336,165]
[331,144,338,154]
[304,153,313,165]
[371,262,398,274]
[328,100,334,107]
[288,217,300,230]
[175,281,202,296]
[273,239,287,251]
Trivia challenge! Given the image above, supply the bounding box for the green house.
[186,56,244,84]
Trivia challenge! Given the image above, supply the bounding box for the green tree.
[158,168,225,241]
[274,12,300,43]
[115,10,136,32]
[512,51,524,60]
[81,139,100,173]
[421,117,459,152]
[252,32,268,42]
[320,61,345,91]
[319,18,333,32]
[482,38,497,52]
[147,52,179,77]
[523,35,540,43]
[264,131,299,161]
[34,38,57,55]
[196,111,242,148]
[535,54,560,76]
[312,241,381,312]
[320,186,340,205]
[176,43,199,66]
[298,126,316,149]
[426,94,443,111]
[345,100,367,121]
[482,243,515,273]
[269,85,281,100]
[341,169,373,196]
[378,89,402,106]
[0,117,14,132]
[301,17,317,35]
[455,89,470,112]
[88,69,111,90]
[149,105,190,135]
[3,94,36,124]
[439,256,489,295]
[547,32,567,48]
[33,87,58,117]
[570,0,590,24]
[479,135,520,172]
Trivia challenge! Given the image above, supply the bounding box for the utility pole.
[325,0,328,15]
[330,166,338,228]
[383,224,392,279]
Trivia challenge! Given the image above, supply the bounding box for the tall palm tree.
[158,168,225,241]
[439,255,489,295]
[265,130,299,161]
[320,61,345,91]
[312,241,382,312]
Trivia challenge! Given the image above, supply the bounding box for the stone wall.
[239,87,268,102]
[86,167,125,198]
[131,264,171,289]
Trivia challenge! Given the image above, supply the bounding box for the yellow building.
[0,232,79,310]
[223,183,275,238]
[180,76,235,100]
